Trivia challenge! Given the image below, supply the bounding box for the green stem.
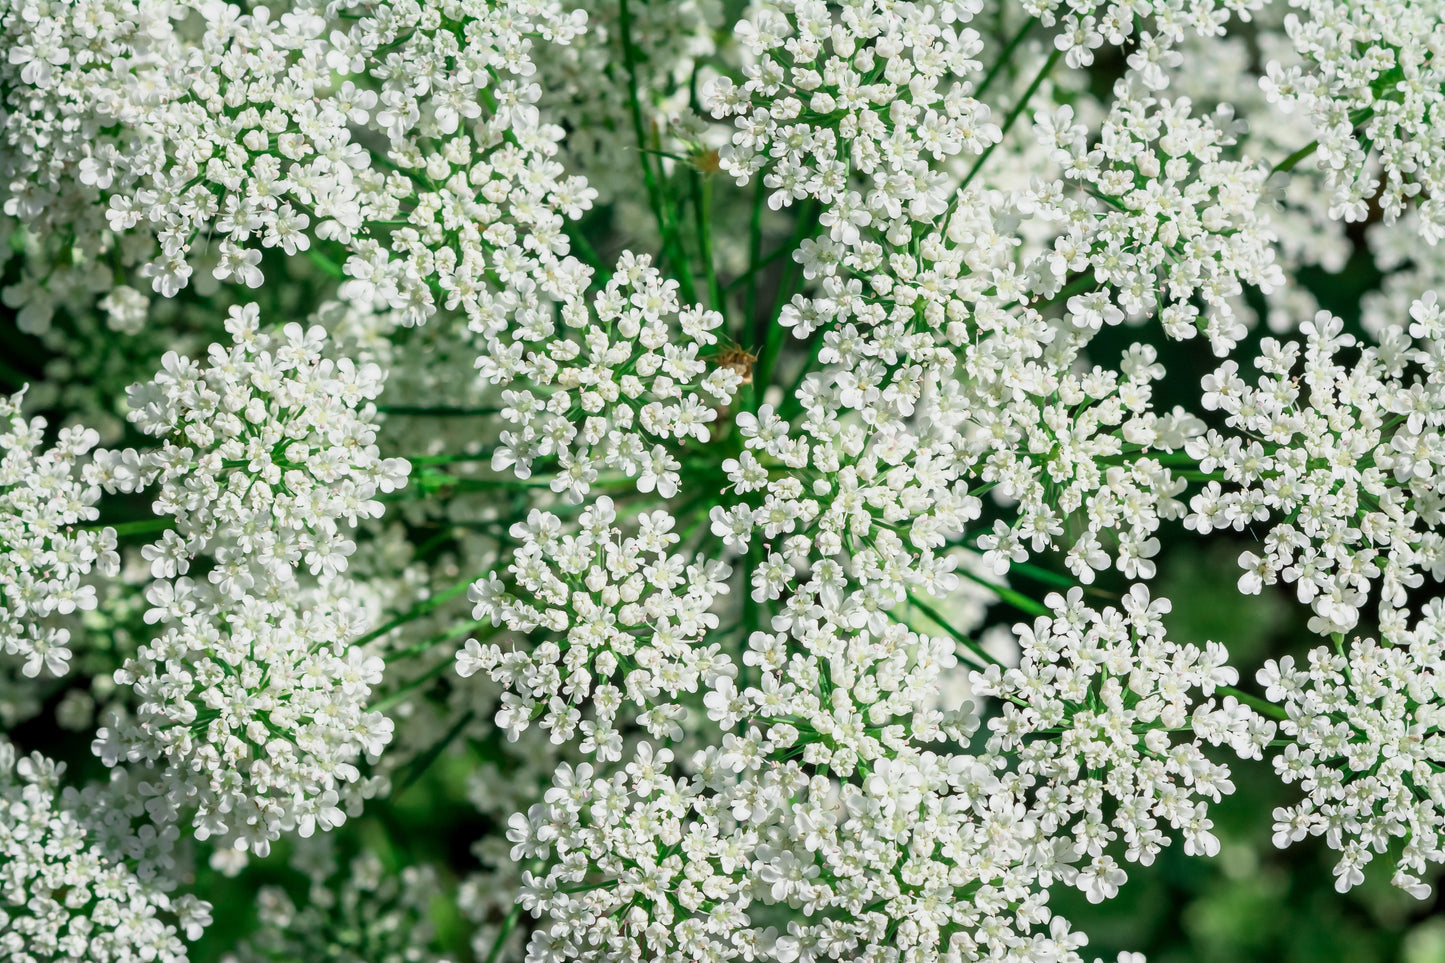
[564,223,609,283]
[1271,139,1320,177]
[751,309,791,411]
[654,144,696,300]
[743,176,767,338]
[1270,105,1375,176]
[725,239,793,294]
[354,575,481,649]
[371,659,453,713]
[957,567,1052,618]
[383,618,487,664]
[904,592,1004,667]
[483,863,543,963]
[307,248,346,278]
[91,517,176,537]
[948,45,1064,220]
[692,169,725,314]
[1002,557,1078,590]
[407,452,496,466]
[1036,270,1098,310]
[378,407,501,418]
[776,329,830,421]
[750,201,820,411]
[419,473,634,493]
[617,0,695,303]
[1218,684,1288,721]
[975,15,1038,101]
[391,709,476,795]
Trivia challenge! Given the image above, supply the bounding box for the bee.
[709,345,758,427]
[693,148,723,174]
[715,344,757,385]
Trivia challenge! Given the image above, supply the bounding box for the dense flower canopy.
[2,0,1444,961]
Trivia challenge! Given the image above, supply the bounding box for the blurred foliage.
[188,750,486,963]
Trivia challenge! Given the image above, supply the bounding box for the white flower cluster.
[1263,0,1445,240]
[1363,211,1445,340]
[97,303,409,595]
[0,0,593,328]
[512,742,1100,963]
[511,703,1023,961]
[974,586,1276,902]
[459,720,575,961]
[1187,301,1445,635]
[706,0,999,249]
[1260,602,1445,899]
[1,390,117,683]
[967,342,1198,584]
[484,343,1254,960]
[78,304,404,854]
[1025,0,1267,60]
[96,580,392,856]
[0,0,173,334]
[692,2,1283,587]
[0,739,213,963]
[1033,93,1285,354]
[459,496,731,758]
[479,252,743,503]
[721,302,1191,593]
[506,587,1262,961]
[705,375,985,620]
[320,0,595,329]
